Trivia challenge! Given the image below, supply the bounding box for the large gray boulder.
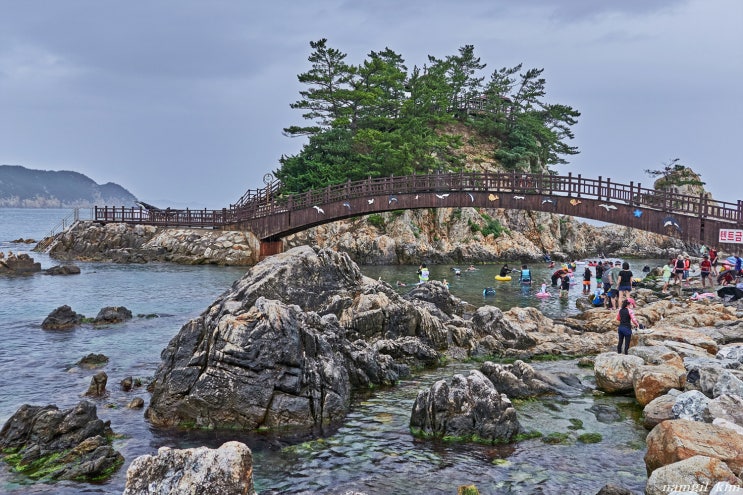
[0,400,123,482]
[123,441,256,495]
[145,246,454,433]
[409,370,521,443]
[470,306,537,352]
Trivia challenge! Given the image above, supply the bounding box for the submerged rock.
[409,370,521,443]
[77,353,109,368]
[93,306,132,324]
[44,264,81,275]
[41,305,84,330]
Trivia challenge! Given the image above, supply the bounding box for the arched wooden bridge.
[94,172,743,256]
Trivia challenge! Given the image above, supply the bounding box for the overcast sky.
[1,0,741,209]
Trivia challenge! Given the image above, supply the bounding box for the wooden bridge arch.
[94,172,743,255]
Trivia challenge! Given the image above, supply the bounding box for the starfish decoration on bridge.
[633,209,642,218]
[367,198,374,204]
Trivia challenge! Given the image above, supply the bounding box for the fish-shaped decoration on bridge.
[598,204,617,211]
[569,199,582,206]
[662,216,682,232]
[313,205,325,215]
[513,195,525,200]
[541,198,555,205]
[488,194,499,201]
[388,196,398,205]
[435,193,450,199]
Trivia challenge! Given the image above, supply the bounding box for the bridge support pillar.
[259,240,284,259]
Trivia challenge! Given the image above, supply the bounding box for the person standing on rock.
[673,255,685,286]
[616,299,639,355]
[617,262,633,308]
[661,261,673,293]
[709,247,719,275]
[595,261,604,288]
[699,254,712,289]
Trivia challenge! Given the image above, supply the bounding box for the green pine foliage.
[275,40,581,193]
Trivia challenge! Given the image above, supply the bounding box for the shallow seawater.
[0,209,651,494]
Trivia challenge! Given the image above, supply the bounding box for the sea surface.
[0,208,655,494]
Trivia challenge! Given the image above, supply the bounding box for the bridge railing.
[94,206,233,227]
[94,172,743,229]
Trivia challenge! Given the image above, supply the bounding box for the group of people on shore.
[407,252,742,361]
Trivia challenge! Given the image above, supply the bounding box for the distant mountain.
[0,165,138,208]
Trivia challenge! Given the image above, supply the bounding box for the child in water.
[538,281,548,295]
[560,273,570,297]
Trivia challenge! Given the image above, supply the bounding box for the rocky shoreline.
[34,209,694,266]
[3,245,743,494]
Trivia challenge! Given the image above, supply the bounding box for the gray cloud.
[0,0,740,208]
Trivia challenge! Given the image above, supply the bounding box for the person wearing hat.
[700,254,712,288]
[616,298,639,355]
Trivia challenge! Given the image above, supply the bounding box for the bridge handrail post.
[629,181,634,206]
[567,171,572,197]
[576,174,582,198]
[605,178,611,202]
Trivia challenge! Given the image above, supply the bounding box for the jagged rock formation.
[144,246,450,432]
[0,165,137,207]
[0,401,123,482]
[39,221,258,265]
[0,252,41,274]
